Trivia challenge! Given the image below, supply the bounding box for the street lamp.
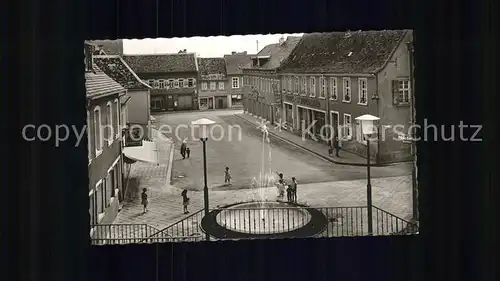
[191,118,216,241]
[355,114,380,236]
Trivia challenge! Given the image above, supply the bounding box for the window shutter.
[392,80,400,105]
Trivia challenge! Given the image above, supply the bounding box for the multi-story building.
[223,52,253,108]
[123,53,199,112]
[278,30,414,164]
[197,57,229,110]
[85,42,127,236]
[94,55,153,139]
[242,36,301,125]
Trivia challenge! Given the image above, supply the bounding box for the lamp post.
[355,114,380,236]
[191,118,216,241]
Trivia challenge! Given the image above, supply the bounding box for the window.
[310,77,316,97]
[105,173,112,207]
[87,111,91,162]
[210,82,216,90]
[259,78,263,91]
[281,78,286,90]
[343,113,352,140]
[319,77,326,98]
[294,77,299,95]
[167,79,174,89]
[151,98,163,110]
[96,182,104,217]
[114,99,120,139]
[173,79,179,88]
[358,78,368,105]
[106,102,113,146]
[152,80,159,89]
[330,77,338,100]
[148,79,155,87]
[342,78,351,102]
[393,79,411,104]
[355,120,368,145]
[201,82,208,90]
[187,78,195,87]
[178,78,185,88]
[218,82,224,90]
[93,106,102,155]
[302,77,307,95]
[121,107,127,129]
[287,77,292,92]
[232,77,240,88]
[158,79,165,89]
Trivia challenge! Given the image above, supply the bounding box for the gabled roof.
[86,65,126,98]
[93,55,151,90]
[197,57,227,76]
[280,30,408,74]
[122,53,198,74]
[245,36,302,70]
[223,53,253,75]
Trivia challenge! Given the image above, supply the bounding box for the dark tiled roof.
[246,36,302,70]
[89,40,124,55]
[123,53,198,74]
[280,30,408,74]
[223,53,253,75]
[197,58,227,76]
[85,68,126,98]
[93,55,151,90]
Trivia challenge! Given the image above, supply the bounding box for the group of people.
[275,172,298,203]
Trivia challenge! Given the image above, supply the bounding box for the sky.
[123,33,304,58]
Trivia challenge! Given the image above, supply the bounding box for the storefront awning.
[123,140,159,165]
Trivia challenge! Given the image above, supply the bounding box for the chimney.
[84,43,94,72]
[232,51,236,55]
[184,49,187,53]
[279,36,285,45]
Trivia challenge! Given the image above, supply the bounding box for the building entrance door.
[218,98,224,109]
[330,111,340,139]
[166,95,174,111]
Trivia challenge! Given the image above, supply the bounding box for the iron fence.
[90,205,418,245]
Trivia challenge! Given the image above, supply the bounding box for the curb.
[152,108,243,115]
[234,113,395,167]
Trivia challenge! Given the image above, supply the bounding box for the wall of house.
[198,77,230,109]
[226,74,244,107]
[376,31,413,163]
[126,89,150,125]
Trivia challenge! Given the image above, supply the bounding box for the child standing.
[141,188,149,213]
[224,167,232,185]
[186,147,191,158]
[181,190,190,214]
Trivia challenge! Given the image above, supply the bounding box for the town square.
[85,30,418,244]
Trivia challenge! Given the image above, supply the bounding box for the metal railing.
[91,223,161,245]
[91,205,418,245]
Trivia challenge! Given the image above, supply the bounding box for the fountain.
[200,118,328,239]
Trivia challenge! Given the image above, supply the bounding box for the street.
[153,109,411,191]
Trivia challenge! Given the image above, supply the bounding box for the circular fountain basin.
[201,201,328,239]
[216,201,312,234]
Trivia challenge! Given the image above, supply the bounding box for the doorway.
[166,95,174,110]
[218,98,224,109]
[330,111,340,139]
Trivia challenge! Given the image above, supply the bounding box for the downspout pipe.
[372,73,381,165]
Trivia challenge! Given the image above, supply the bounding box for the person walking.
[286,184,293,202]
[224,167,232,185]
[290,177,298,203]
[181,190,190,214]
[276,179,285,200]
[186,147,191,158]
[180,138,187,159]
[333,137,341,157]
[141,188,149,213]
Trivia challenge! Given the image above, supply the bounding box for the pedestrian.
[186,147,191,158]
[224,167,232,185]
[276,179,285,200]
[333,137,341,157]
[328,141,334,156]
[181,190,190,214]
[141,188,149,213]
[276,171,284,182]
[290,177,298,203]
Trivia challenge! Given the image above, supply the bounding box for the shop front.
[283,102,294,130]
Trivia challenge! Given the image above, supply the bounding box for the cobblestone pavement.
[152,110,411,191]
[114,175,412,231]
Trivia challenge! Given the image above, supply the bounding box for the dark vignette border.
[200,202,328,239]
